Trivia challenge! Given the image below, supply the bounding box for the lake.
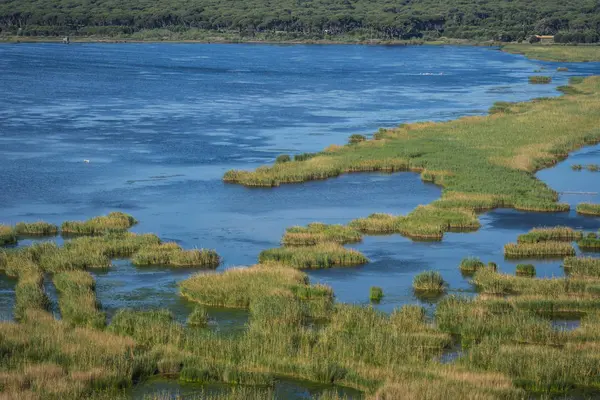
[1,43,599,329]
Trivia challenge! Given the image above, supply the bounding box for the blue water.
[1,43,599,324]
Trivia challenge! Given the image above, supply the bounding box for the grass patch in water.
[563,257,600,277]
[587,164,600,172]
[282,223,362,245]
[578,236,600,251]
[504,241,576,258]
[517,226,582,243]
[413,271,447,293]
[53,270,105,329]
[0,224,17,246]
[515,264,536,277]
[459,257,485,274]
[132,243,220,268]
[258,243,368,269]
[576,203,600,216]
[369,286,384,302]
[61,212,137,235]
[187,306,209,328]
[13,263,51,322]
[529,76,552,84]
[15,221,59,236]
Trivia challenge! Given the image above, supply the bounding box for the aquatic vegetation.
[578,236,600,250]
[528,76,552,84]
[459,257,485,274]
[282,223,362,245]
[563,257,600,277]
[0,224,17,246]
[13,263,51,321]
[517,226,583,243]
[370,286,384,302]
[131,243,220,268]
[348,134,367,144]
[64,232,161,258]
[557,67,569,72]
[258,243,368,269]
[53,270,105,328]
[587,164,600,172]
[571,164,583,170]
[504,242,576,258]
[187,306,209,327]
[61,211,137,235]
[515,264,536,277]
[275,154,291,163]
[576,203,600,216]
[14,221,59,236]
[413,271,447,293]
[108,308,183,348]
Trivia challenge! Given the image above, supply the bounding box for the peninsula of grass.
[259,243,368,269]
[563,257,600,278]
[224,77,600,244]
[282,223,362,246]
[131,243,220,268]
[14,221,59,236]
[504,242,576,259]
[501,44,600,62]
[61,211,137,235]
[0,224,16,246]
[528,76,552,84]
[413,271,447,293]
[517,226,583,243]
[576,203,600,216]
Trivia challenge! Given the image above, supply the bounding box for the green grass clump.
[258,243,368,269]
[187,306,210,327]
[61,212,137,235]
[578,236,600,250]
[517,227,583,243]
[275,154,291,163]
[13,263,51,322]
[282,223,362,245]
[64,232,162,258]
[413,271,447,293]
[563,257,600,277]
[515,264,536,277]
[571,164,583,170]
[348,134,367,144]
[53,270,105,329]
[459,257,485,274]
[108,308,183,348]
[131,243,220,268]
[528,76,552,84]
[587,164,600,172]
[504,242,576,258]
[0,224,17,246]
[369,286,384,302]
[576,203,600,216]
[14,221,59,236]
[39,244,111,272]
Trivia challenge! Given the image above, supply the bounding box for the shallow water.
[1,43,599,321]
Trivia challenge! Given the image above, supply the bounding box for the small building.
[534,35,554,44]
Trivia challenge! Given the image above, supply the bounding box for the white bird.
[84,159,90,163]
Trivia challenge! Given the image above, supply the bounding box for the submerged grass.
[576,203,600,216]
[259,243,368,269]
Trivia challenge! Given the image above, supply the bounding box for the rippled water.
[1,43,599,325]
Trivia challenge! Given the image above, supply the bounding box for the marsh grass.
[515,264,536,277]
[459,257,485,274]
[571,164,583,170]
[259,243,368,269]
[517,227,583,243]
[413,271,447,293]
[587,164,600,172]
[14,264,51,321]
[528,76,552,84]
[53,271,105,328]
[61,212,137,235]
[369,286,384,302]
[132,243,220,268]
[578,236,600,250]
[557,67,569,72]
[108,309,183,348]
[0,224,17,246]
[504,242,576,258]
[65,232,161,258]
[576,203,600,216]
[563,257,600,277]
[187,306,209,327]
[15,221,59,236]
[282,223,362,246]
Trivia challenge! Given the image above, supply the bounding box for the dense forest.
[1,0,599,42]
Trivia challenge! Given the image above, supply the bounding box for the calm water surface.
[1,43,599,325]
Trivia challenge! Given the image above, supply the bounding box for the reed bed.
[576,203,600,216]
[563,256,600,277]
[53,270,105,328]
[578,236,600,250]
[14,221,59,236]
[131,243,220,268]
[504,242,576,258]
[61,212,137,235]
[64,232,161,258]
[413,271,447,293]
[187,306,210,327]
[259,243,368,269]
[528,76,552,84]
[517,226,583,243]
[515,264,536,277]
[282,223,362,245]
[459,257,485,274]
[0,224,17,246]
[13,263,51,321]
